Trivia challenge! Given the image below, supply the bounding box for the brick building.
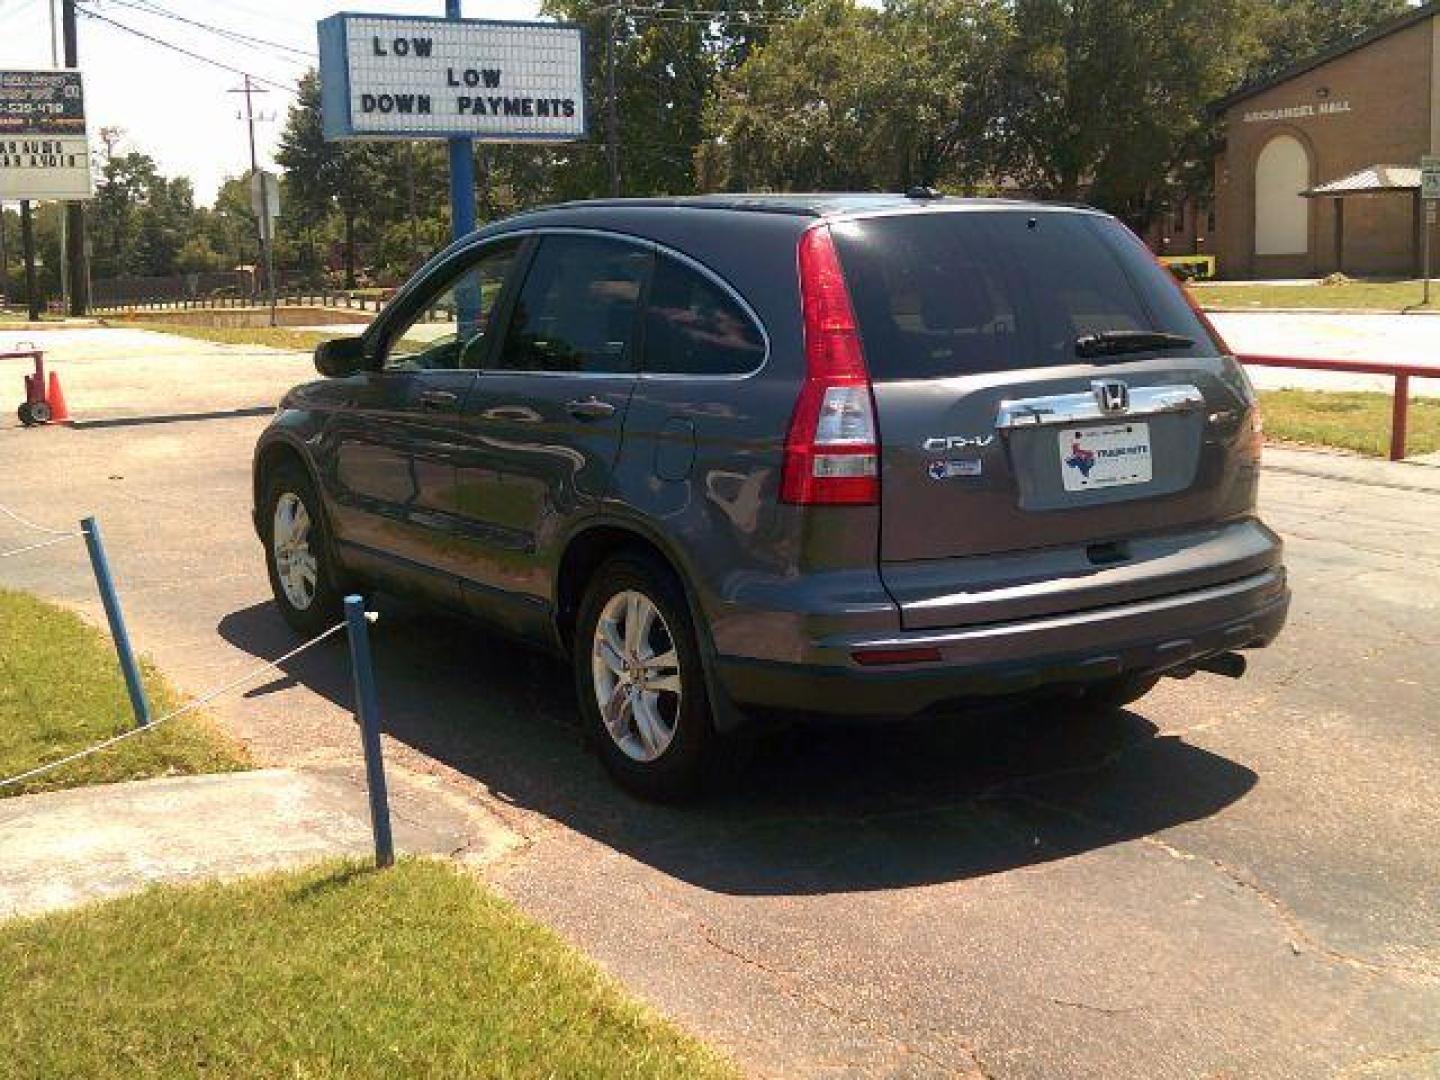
[1211,2,1440,279]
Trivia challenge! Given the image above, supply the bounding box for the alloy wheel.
[590,589,683,762]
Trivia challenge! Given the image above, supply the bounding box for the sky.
[0,0,546,205]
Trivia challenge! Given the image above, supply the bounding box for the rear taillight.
[781,225,879,505]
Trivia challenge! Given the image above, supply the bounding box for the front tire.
[261,461,345,636]
[574,551,718,801]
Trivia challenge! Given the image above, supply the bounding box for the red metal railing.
[1237,354,1437,461]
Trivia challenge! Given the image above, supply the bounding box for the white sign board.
[249,168,280,223]
[317,14,586,142]
[1423,155,1440,202]
[0,69,92,200]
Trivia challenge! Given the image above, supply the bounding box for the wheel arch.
[554,515,746,735]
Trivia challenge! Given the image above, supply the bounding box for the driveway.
[2,331,1437,1078]
[1213,310,1440,397]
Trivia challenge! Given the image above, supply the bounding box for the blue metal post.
[345,595,394,868]
[447,0,476,244]
[80,516,151,728]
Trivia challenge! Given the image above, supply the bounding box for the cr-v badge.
[922,434,996,452]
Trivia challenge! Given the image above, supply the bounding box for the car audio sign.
[0,70,93,200]
[318,14,586,142]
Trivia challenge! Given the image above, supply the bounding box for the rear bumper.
[714,567,1289,718]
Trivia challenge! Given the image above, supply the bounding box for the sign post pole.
[1422,156,1440,307]
[445,0,476,243]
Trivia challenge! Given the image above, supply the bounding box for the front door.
[324,239,522,605]
[452,232,653,628]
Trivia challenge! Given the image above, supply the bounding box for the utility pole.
[229,75,274,307]
[20,200,40,321]
[61,0,88,315]
[605,4,620,195]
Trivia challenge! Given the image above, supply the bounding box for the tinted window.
[493,235,651,373]
[383,241,517,371]
[832,211,1219,380]
[642,255,765,376]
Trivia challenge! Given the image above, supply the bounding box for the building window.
[1254,134,1310,256]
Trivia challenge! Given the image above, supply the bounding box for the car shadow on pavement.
[219,598,1257,897]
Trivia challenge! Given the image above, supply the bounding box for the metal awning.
[1304,165,1420,198]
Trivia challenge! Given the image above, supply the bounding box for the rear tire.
[574,551,719,801]
[261,461,346,636]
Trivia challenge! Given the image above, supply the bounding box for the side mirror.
[314,335,367,378]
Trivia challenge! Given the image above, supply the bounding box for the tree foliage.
[57,0,1414,305]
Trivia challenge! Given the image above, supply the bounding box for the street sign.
[0,69,92,200]
[248,168,280,223]
[1423,155,1440,202]
[317,13,587,142]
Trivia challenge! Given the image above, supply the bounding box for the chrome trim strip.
[995,384,1204,430]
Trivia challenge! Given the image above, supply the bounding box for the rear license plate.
[1058,423,1152,491]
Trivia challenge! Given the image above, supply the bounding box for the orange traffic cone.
[45,371,71,424]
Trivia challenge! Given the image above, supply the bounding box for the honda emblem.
[1092,380,1130,414]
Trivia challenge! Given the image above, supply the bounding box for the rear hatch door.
[832,208,1262,629]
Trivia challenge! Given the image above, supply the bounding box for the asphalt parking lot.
[2,329,1437,1078]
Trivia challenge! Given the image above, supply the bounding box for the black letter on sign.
[482,69,501,88]
[372,36,387,55]
[418,95,431,114]
[446,68,460,87]
[414,38,433,57]
[457,96,473,114]
[361,93,378,112]
[393,38,409,56]
[562,99,575,118]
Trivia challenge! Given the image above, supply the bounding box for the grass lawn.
[0,589,250,797]
[1259,388,1440,457]
[0,858,737,1078]
[102,321,346,352]
[1197,280,1439,312]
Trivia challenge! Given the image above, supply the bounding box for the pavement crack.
[1010,795,1438,984]
[1338,1044,1440,1077]
[696,922,991,1078]
[1043,995,1140,1016]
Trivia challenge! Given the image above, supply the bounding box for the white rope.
[0,504,75,536]
[0,533,82,559]
[0,621,347,791]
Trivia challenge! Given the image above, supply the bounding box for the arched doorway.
[1254,134,1311,257]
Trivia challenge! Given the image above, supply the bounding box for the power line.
[75,5,298,93]
[104,0,317,63]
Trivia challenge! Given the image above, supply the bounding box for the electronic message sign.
[0,69,92,200]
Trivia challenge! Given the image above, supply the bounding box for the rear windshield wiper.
[1075,330,1195,359]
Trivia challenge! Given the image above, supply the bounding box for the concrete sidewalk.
[1264,443,1440,486]
[0,767,517,920]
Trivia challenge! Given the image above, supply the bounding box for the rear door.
[452,232,651,626]
[831,209,1261,627]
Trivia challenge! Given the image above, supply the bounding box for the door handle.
[566,397,617,421]
[418,389,460,411]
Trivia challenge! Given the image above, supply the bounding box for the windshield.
[831,210,1221,380]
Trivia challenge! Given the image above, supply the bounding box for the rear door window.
[491,234,651,374]
[642,254,766,376]
[831,211,1219,380]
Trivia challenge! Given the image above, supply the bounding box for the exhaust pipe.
[1194,651,1247,679]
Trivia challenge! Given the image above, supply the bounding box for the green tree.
[699,0,1007,192]
[1248,0,1408,81]
[993,0,1261,227]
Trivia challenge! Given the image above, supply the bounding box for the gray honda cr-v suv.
[253,193,1289,798]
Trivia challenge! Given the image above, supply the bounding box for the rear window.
[831,210,1219,380]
